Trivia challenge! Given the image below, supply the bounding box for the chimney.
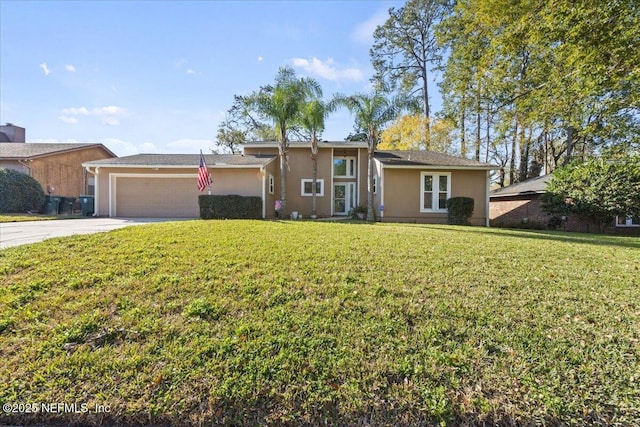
[0,123,26,143]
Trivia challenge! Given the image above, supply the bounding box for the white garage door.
[114,176,200,218]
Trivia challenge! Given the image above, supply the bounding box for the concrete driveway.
[0,218,183,249]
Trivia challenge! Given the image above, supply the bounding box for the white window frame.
[420,172,451,213]
[616,215,640,227]
[333,157,357,178]
[268,174,274,195]
[301,179,324,197]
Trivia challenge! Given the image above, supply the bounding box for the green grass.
[1,221,639,426]
[0,213,86,223]
[0,213,58,223]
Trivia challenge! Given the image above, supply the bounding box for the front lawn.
[1,221,638,426]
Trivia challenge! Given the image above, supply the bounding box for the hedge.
[0,168,46,213]
[199,195,262,219]
[446,197,474,225]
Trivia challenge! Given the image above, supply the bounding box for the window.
[333,157,356,178]
[420,172,450,212]
[268,175,274,195]
[301,179,324,197]
[616,215,640,227]
[372,175,378,194]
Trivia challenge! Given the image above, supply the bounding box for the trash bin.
[59,197,76,215]
[79,195,95,216]
[42,195,60,215]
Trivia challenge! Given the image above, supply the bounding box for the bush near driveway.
[0,168,45,213]
[0,221,639,426]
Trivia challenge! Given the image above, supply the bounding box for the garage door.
[114,176,200,217]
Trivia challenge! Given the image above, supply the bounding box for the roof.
[490,174,551,198]
[0,133,10,143]
[83,153,276,168]
[375,150,497,169]
[0,142,116,159]
[243,140,369,149]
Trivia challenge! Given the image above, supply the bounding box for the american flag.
[197,151,212,192]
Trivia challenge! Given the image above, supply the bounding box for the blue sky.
[1,0,440,156]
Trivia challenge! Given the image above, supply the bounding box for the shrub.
[199,195,262,219]
[446,197,474,225]
[0,168,45,213]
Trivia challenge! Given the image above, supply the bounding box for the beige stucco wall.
[379,168,488,225]
[244,145,369,217]
[92,166,264,217]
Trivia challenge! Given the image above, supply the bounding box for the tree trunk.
[475,85,481,161]
[509,119,518,185]
[563,126,575,166]
[421,65,430,137]
[460,99,466,158]
[518,126,529,182]
[367,146,375,222]
[311,134,318,218]
[278,128,288,216]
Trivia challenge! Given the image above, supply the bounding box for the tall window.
[420,172,450,212]
[268,175,274,195]
[333,157,356,178]
[301,179,324,197]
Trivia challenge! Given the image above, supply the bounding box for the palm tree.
[331,92,403,221]
[299,98,335,218]
[248,67,321,216]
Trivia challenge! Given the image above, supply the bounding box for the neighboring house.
[490,175,640,235]
[490,175,551,227]
[84,142,497,224]
[0,123,116,196]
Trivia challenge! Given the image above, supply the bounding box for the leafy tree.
[331,92,406,221]
[245,67,321,215]
[298,98,335,218]
[438,0,640,182]
[371,0,452,135]
[215,115,246,154]
[542,155,640,231]
[379,114,456,154]
[0,168,45,213]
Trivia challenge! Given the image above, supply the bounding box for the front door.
[333,182,356,215]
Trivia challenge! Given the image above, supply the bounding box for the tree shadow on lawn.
[412,225,640,250]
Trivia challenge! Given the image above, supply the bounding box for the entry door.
[334,182,356,215]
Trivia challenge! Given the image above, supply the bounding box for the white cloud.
[59,116,79,124]
[62,107,90,115]
[175,58,188,68]
[186,68,198,75]
[351,9,388,44]
[59,105,127,125]
[257,56,264,62]
[65,64,76,72]
[291,57,363,82]
[39,62,51,76]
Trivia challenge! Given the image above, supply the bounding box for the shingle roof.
[375,150,496,168]
[83,153,276,167]
[490,174,551,198]
[244,140,369,149]
[0,142,115,159]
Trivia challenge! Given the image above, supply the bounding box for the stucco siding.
[93,167,263,218]
[380,168,488,225]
